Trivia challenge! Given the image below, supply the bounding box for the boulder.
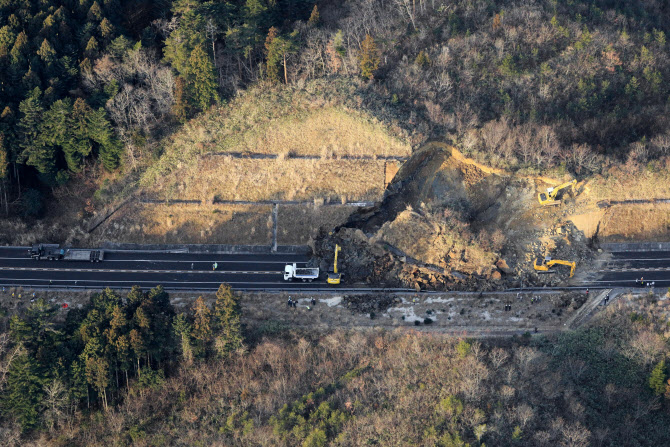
[496,259,512,274]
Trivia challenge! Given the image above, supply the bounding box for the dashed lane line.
[587,279,670,283]
[0,278,292,285]
[597,267,670,272]
[0,267,281,274]
[0,257,306,263]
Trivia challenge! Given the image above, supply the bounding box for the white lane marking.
[0,267,281,274]
[588,279,670,283]
[0,257,307,264]
[598,267,670,272]
[0,278,294,285]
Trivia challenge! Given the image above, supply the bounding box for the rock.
[491,271,502,280]
[496,259,512,274]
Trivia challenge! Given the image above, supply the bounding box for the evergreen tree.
[649,360,667,395]
[163,9,206,76]
[37,39,56,64]
[99,18,114,42]
[266,31,298,84]
[10,30,28,65]
[308,5,320,26]
[129,328,146,375]
[0,133,7,179]
[187,44,219,111]
[213,283,244,358]
[41,99,77,170]
[358,34,380,80]
[85,36,99,59]
[191,296,212,358]
[88,107,121,171]
[264,26,279,55]
[4,352,45,430]
[19,89,55,174]
[88,2,104,21]
[172,76,189,122]
[173,313,194,364]
[115,334,132,386]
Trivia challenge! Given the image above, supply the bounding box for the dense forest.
[0,0,316,215]
[0,284,244,438]
[1,290,670,446]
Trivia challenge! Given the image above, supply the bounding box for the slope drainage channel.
[597,198,670,208]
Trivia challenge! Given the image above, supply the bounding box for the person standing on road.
[191,263,194,270]
[213,262,218,271]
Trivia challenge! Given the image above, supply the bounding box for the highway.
[0,247,326,291]
[588,250,670,288]
[1,246,669,292]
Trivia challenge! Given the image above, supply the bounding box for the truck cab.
[29,244,62,260]
[284,264,295,281]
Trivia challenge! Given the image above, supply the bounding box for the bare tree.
[560,422,591,447]
[42,380,70,433]
[394,0,417,30]
[489,347,509,369]
[0,333,20,393]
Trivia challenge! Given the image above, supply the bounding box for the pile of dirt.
[343,294,400,314]
[521,221,596,286]
[315,142,596,290]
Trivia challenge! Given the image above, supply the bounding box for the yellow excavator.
[533,256,576,278]
[538,179,577,206]
[327,244,341,285]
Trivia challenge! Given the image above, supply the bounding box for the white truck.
[283,263,319,282]
[29,244,105,262]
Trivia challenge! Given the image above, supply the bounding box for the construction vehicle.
[533,256,576,278]
[538,179,577,206]
[29,244,105,262]
[284,263,319,282]
[327,244,341,285]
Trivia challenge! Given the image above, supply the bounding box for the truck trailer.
[29,244,105,262]
[283,263,319,282]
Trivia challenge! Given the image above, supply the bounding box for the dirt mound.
[316,142,596,290]
[343,294,400,314]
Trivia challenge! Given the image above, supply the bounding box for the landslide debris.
[343,294,399,314]
[314,142,596,290]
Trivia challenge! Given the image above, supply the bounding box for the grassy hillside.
[140,79,410,200]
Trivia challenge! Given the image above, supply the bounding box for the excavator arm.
[327,244,341,284]
[534,257,576,278]
[538,179,577,205]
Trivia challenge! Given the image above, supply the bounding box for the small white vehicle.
[283,263,319,282]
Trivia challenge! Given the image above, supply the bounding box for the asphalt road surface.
[2,246,668,292]
[589,250,670,289]
[0,247,328,291]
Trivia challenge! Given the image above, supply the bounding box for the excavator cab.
[538,179,577,206]
[327,244,342,285]
[533,256,576,278]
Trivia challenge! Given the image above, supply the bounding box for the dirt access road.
[0,287,618,338]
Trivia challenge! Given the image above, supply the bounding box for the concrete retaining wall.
[101,242,310,255]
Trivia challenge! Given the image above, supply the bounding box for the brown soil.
[277,205,355,245]
[88,202,274,246]
[316,143,598,291]
[149,158,387,203]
